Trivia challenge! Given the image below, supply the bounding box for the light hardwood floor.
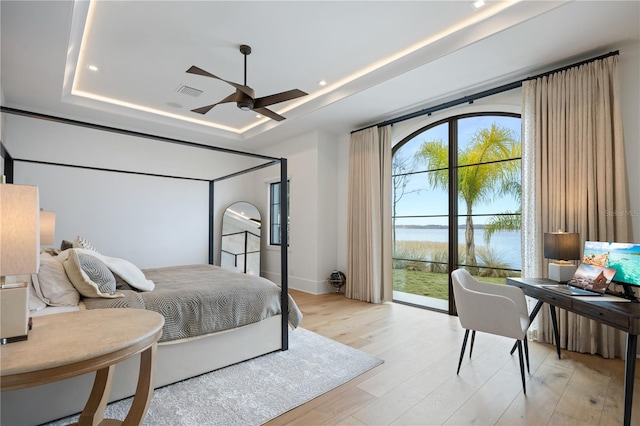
[266,290,640,426]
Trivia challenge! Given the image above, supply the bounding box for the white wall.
[254,130,340,293]
[3,113,256,268]
[316,131,339,286]
[15,162,209,268]
[619,42,640,243]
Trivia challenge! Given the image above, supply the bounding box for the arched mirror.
[221,202,261,275]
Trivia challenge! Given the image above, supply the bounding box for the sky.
[393,115,521,227]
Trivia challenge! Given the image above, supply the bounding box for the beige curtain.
[521,54,634,358]
[346,125,393,303]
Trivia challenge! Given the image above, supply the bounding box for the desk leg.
[511,300,545,355]
[623,334,637,426]
[77,364,115,426]
[122,343,157,426]
[549,305,561,359]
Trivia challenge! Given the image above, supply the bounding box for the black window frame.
[392,112,522,314]
[269,180,290,246]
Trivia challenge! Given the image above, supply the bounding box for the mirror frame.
[220,201,261,275]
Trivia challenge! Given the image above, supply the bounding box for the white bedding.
[30,304,81,317]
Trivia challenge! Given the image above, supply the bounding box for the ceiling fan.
[186,45,308,122]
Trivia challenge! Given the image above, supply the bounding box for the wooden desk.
[1,308,164,425]
[507,277,640,426]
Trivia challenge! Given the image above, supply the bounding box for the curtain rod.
[352,50,619,133]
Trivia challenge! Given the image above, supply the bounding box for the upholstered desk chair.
[451,268,530,394]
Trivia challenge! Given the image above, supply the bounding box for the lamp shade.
[543,232,580,261]
[0,184,40,277]
[40,211,56,246]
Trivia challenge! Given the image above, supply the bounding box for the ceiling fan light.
[237,101,253,111]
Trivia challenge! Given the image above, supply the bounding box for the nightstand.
[0,308,164,425]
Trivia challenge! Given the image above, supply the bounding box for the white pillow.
[32,254,80,306]
[97,254,155,291]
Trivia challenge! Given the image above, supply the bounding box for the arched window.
[392,113,521,312]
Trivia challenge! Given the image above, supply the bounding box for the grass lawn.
[393,268,515,300]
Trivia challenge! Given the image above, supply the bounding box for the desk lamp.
[544,231,580,282]
[0,183,40,344]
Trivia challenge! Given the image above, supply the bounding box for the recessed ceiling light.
[256,114,262,119]
[88,64,99,71]
[473,0,485,9]
[318,80,327,86]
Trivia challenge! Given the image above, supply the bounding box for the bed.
[1,106,295,426]
[0,247,302,426]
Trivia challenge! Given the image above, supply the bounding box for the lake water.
[394,227,522,269]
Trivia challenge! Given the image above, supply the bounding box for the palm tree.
[415,123,521,269]
[483,180,521,244]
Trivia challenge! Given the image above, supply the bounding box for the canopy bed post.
[280,158,289,350]
[209,180,215,265]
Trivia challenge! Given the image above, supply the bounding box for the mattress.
[82,264,302,342]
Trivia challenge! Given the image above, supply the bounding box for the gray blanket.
[83,264,302,343]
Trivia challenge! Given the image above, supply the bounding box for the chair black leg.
[469,330,476,359]
[516,340,527,395]
[457,329,470,374]
[523,338,530,373]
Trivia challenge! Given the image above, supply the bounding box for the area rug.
[47,328,383,426]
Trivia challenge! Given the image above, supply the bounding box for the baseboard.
[262,271,333,295]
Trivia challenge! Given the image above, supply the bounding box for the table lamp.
[0,183,40,344]
[544,231,580,283]
[40,210,56,246]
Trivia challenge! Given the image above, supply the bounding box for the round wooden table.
[1,308,164,425]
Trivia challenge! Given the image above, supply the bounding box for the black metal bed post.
[243,231,248,273]
[208,181,215,265]
[280,158,289,351]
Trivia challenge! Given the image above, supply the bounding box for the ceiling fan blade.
[187,66,254,97]
[191,104,218,115]
[186,65,223,80]
[191,91,240,115]
[253,89,308,109]
[255,107,286,122]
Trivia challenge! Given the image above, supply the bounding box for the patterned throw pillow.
[79,254,117,295]
[63,250,123,299]
[73,235,100,253]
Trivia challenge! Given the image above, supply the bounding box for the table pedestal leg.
[77,365,115,426]
[73,344,157,426]
[123,343,157,425]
